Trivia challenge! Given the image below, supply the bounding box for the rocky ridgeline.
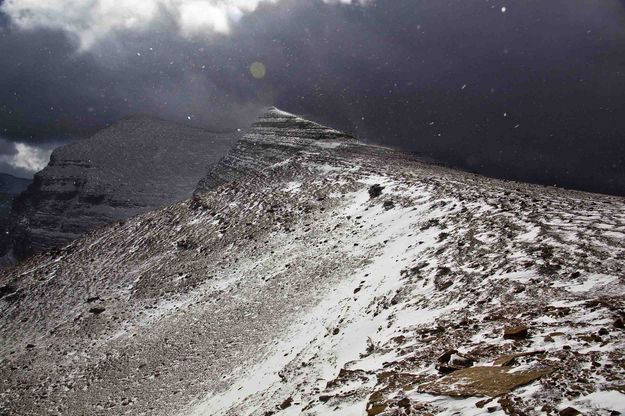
[1,109,624,416]
[195,107,358,194]
[6,116,238,261]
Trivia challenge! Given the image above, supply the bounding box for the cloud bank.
[1,0,280,49]
[0,0,624,196]
[0,138,52,177]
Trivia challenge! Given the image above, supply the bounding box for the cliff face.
[1,109,625,416]
[8,117,238,260]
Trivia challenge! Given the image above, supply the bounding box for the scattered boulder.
[366,371,425,415]
[614,318,624,329]
[382,200,395,210]
[436,349,474,373]
[89,307,106,315]
[559,407,581,416]
[279,397,293,410]
[504,325,529,340]
[435,279,453,291]
[326,368,370,389]
[369,184,384,199]
[437,349,458,364]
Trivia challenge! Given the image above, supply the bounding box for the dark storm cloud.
[0,0,624,196]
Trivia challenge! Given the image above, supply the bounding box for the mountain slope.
[0,173,31,262]
[7,117,238,261]
[1,109,624,416]
[0,173,31,219]
[0,173,30,197]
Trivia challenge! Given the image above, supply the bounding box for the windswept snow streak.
[1,109,625,416]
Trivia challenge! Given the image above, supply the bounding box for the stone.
[559,407,581,416]
[368,184,384,199]
[503,325,529,339]
[437,350,474,373]
[89,307,106,315]
[279,397,293,409]
[437,349,458,363]
[383,200,395,210]
[419,366,552,397]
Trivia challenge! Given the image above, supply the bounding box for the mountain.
[1,108,624,415]
[0,173,31,198]
[5,116,239,261]
[0,172,31,218]
[0,173,31,260]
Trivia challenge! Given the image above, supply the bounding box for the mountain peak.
[253,106,353,141]
[195,108,357,194]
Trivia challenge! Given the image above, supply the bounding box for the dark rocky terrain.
[0,173,31,261]
[0,174,31,211]
[5,116,238,262]
[1,109,624,416]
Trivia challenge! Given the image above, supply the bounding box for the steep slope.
[7,117,238,261]
[1,109,624,416]
[0,173,31,259]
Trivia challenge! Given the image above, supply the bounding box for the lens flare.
[249,61,266,79]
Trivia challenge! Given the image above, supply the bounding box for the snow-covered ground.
[1,109,624,415]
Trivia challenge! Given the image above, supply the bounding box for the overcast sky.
[0,0,624,195]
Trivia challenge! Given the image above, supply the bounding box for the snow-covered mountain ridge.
[1,108,624,415]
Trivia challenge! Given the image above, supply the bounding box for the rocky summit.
[1,108,624,416]
[5,116,238,261]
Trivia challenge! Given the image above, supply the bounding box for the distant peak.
[263,107,298,118]
[254,107,352,140]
